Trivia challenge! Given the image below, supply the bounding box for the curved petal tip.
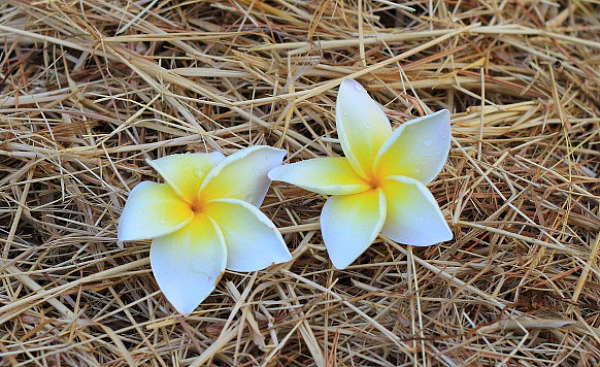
[200,146,286,207]
[336,78,391,178]
[118,182,193,242]
[375,109,451,184]
[205,198,292,272]
[321,189,386,269]
[381,176,453,247]
[150,215,227,314]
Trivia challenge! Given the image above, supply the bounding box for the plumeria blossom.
[118,147,292,314]
[269,78,453,269]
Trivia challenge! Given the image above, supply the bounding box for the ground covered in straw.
[1,0,599,365]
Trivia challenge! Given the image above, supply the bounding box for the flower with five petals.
[118,147,292,314]
[269,78,453,269]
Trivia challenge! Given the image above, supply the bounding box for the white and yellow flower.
[118,147,292,314]
[269,78,453,269]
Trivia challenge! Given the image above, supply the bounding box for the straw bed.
[1,0,599,365]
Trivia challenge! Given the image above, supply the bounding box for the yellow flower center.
[190,199,205,214]
[366,175,381,190]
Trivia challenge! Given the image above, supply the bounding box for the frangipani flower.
[118,147,292,314]
[269,78,453,269]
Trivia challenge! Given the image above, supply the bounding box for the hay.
[1,0,599,365]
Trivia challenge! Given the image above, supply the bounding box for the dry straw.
[1,0,599,366]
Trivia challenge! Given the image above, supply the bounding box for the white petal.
[148,152,225,203]
[205,198,292,271]
[375,109,451,184]
[381,176,452,246]
[200,146,286,207]
[268,157,370,195]
[336,78,392,178]
[321,189,386,269]
[118,182,193,241]
[150,214,227,314]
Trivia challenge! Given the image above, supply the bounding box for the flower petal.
[268,157,370,195]
[336,78,392,178]
[150,214,227,314]
[200,146,286,207]
[205,198,292,271]
[320,188,386,269]
[118,182,193,241]
[148,152,225,203]
[381,176,452,246]
[375,109,451,184]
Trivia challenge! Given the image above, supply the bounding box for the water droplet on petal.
[424,139,432,146]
